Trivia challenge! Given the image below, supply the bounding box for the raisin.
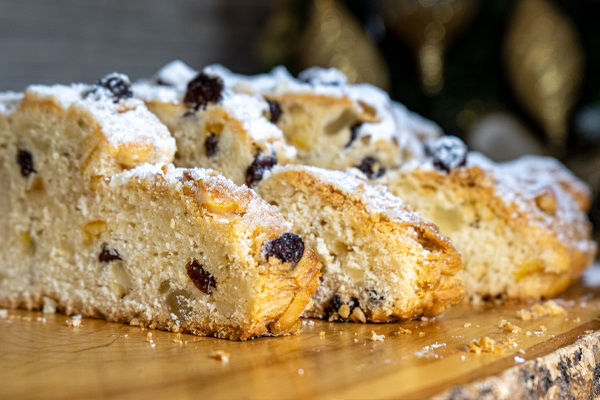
[185,259,216,295]
[97,73,133,103]
[263,232,304,264]
[204,133,219,157]
[99,243,122,262]
[17,149,36,177]
[425,135,468,173]
[329,294,343,312]
[355,156,385,179]
[266,100,282,124]
[345,122,362,148]
[245,151,277,187]
[184,72,223,110]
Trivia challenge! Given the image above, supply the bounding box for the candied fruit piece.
[245,151,277,187]
[184,72,223,110]
[263,232,304,264]
[17,149,36,177]
[186,259,217,295]
[99,243,122,262]
[426,136,467,173]
[355,156,385,179]
[97,73,133,103]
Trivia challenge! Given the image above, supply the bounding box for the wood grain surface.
[1,268,600,400]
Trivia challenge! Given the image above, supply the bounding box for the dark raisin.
[266,100,282,124]
[185,259,216,295]
[355,156,385,179]
[329,294,343,312]
[345,122,362,148]
[99,243,122,262]
[263,232,305,265]
[204,133,219,157]
[245,151,277,187]
[97,73,133,103]
[184,72,223,110]
[17,149,36,177]
[425,136,468,173]
[155,78,172,87]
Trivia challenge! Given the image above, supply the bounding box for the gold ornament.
[299,0,389,89]
[378,0,478,95]
[504,0,583,150]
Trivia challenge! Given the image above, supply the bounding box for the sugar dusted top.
[204,64,441,154]
[266,164,426,227]
[111,163,292,236]
[27,76,175,158]
[0,91,24,115]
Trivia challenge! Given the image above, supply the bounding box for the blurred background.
[1,0,599,245]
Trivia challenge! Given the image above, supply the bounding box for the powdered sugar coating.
[111,163,292,235]
[401,151,595,255]
[266,164,426,226]
[133,62,296,159]
[0,91,24,115]
[27,81,175,157]
[203,64,440,156]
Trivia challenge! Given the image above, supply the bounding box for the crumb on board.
[463,322,471,328]
[0,309,7,319]
[319,331,326,339]
[395,327,412,335]
[466,336,504,355]
[42,297,57,314]
[517,300,567,320]
[210,350,230,363]
[370,331,385,342]
[298,369,304,376]
[498,319,521,333]
[65,314,82,328]
[418,332,426,337]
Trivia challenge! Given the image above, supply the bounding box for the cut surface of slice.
[257,165,463,322]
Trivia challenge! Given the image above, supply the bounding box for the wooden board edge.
[432,329,600,400]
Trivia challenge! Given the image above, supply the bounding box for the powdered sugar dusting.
[203,64,439,156]
[0,91,23,115]
[27,81,175,158]
[111,163,292,234]
[267,165,424,226]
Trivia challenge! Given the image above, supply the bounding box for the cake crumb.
[418,332,426,337]
[370,331,385,342]
[210,350,230,363]
[0,309,7,319]
[66,314,82,328]
[498,319,521,333]
[517,300,567,320]
[297,368,304,376]
[395,327,412,335]
[466,336,503,355]
[319,331,326,338]
[463,322,472,328]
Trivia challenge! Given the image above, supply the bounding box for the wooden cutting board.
[2,266,600,400]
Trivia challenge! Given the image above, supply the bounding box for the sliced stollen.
[204,64,441,178]
[381,136,597,300]
[0,76,321,339]
[133,60,297,186]
[256,165,463,322]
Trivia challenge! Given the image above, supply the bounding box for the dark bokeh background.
[1,0,599,245]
